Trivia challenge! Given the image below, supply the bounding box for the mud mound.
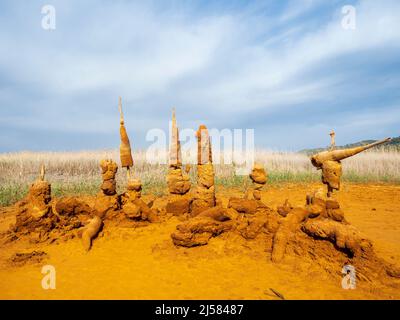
[53,197,92,217]
[171,207,235,247]
[171,187,400,285]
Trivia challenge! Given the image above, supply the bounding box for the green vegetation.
[1,149,399,207]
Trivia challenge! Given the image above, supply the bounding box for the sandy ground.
[0,183,399,300]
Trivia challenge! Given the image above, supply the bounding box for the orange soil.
[0,183,399,300]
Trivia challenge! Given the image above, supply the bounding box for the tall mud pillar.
[166,109,191,195]
[191,125,216,215]
[165,109,192,216]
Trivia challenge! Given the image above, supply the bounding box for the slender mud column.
[329,130,336,151]
[165,109,192,216]
[191,124,215,215]
[166,109,191,195]
[119,97,134,178]
[249,163,267,200]
[116,97,156,222]
[118,97,143,199]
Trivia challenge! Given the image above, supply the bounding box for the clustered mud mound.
[3,159,161,251]
[169,128,399,285]
[0,105,398,288]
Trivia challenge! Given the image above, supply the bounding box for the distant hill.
[300,136,400,155]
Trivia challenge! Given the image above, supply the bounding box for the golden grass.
[0,149,399,206]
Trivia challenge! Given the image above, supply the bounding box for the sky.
[0,0,399,152]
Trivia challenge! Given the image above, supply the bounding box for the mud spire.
[169,107,182,167]
[192,124,215,214]
[197,125,212,165]
[39,164,46,181]
[329,130,336,151]
[166,108,190,195]
[118,97,134,177]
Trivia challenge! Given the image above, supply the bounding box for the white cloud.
[0,0,399,150]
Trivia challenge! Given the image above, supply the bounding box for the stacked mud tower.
[117,97,156,222]
[94,159,120,218]
[249,164,267,200]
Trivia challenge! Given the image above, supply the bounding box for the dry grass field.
[1,148,399,207]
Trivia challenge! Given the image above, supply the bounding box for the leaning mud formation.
[165,109,192,216]
[268,134,399,280]
[191,125,216,215]
[311,133,391,197]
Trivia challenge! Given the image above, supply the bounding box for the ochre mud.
[0,183,399,299]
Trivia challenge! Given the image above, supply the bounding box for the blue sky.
[0,0,399,152]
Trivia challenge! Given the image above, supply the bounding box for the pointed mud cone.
[118,97,134,169]
[39,164,46,181]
